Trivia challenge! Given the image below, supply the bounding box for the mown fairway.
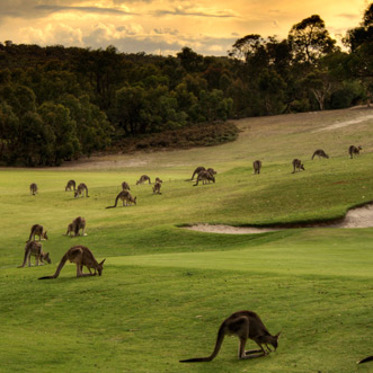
[1,107,373,373]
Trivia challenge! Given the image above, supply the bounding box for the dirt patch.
[312,114,373,133]
[184,203,373,234]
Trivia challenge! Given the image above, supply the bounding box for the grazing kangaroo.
[18,241,51,268]
[136,175,151,185]
[65,179,76,191]
[74,183,89,198]
[358,356,373,364]
[180,310,280,363]
[153,181,162,194]
[312,149,329,160]
[30,183,38,195]
[27,224,48,242]
[70,216,86,237]
[121,181,131,191]
[349,145,362,159]
[194,170,215,186]
[292,159,305,173]
[253,160,262,174]
[106,190,137,208]
[191,166,206,180]
[38,245,105,279]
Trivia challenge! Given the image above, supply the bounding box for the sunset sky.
[0,0,370,56]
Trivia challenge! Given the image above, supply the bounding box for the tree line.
[0,3,372,166]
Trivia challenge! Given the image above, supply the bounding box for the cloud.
[153,7,236,18]
[35,5,136,16]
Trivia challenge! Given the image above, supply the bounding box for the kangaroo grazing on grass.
[106,190,137,208]
[349,145,362,159]
[312,149,329,160]
[180,310,280,363]
[253,160,262,174]
[292,159,305,173]
[18,241,51,268]
[65,216,86,237]
[27,224,48,242]
[65,179,76,191]
[121,181,131,191]
[153,181,162,194]
[74,183,89,198]
[38,245,105,280]
[194,170,215,186]
[191,166,206,180]
[30,183,38,195]
[136,175,151,185]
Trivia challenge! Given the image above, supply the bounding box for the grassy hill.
[1,107,372,372]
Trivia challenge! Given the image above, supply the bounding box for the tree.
[288,15,337,64]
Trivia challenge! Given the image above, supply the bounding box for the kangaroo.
[18,241,51,268]
[358,356,373,364]
[65,179,76,191]
[194,170,215,186]
[253,160,262,174]
[153,181,162,194]
[65,223,74,237]
[191,166,205,180]
[312,149,329,160]
[106,190,137,208]
[71,216,86,237]
[30,183,38,195]
[74,183,89,198]
[136,175,151,185]
[180,310,280,363]
[121,181,131,191]
[38,245,105,280]
[349,145,362,159]
[27,224,48,242]
[292,159,305,173]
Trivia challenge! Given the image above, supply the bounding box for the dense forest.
[0,3,372,166]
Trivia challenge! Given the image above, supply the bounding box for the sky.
[0,0,370,56]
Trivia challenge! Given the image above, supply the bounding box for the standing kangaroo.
[136,175,151,185]
[18,241,51,268]
[65,179,76,191]
[27,224,48,242]
[74,183,89,198]
[153,181,162,194]
[253,160,262,174]
[349,145,362,159]
[191,166,206,180]
[121,181,131,191]
[312,149,329,160]
[194,170,215,186]
[180,310,280,363]
[30,183,38,195]
[292,159,305,173]
[38,245,105,279]
[106,190,137,208]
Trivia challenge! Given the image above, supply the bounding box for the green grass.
[1,107,373,372]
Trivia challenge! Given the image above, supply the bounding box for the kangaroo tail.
[358,356,373,364]
[18,249,29,268]
[86,187,89,197]
[38,253,68,280]
[106,194,119,209]
[180,324,225,363]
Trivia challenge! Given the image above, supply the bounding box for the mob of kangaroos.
[29,183,38,195]
[38,245,105,280]
[311,149,329,159]
[193,169,216,186]
[180,310,280,362]
[18,241,51,268]
[106,190,137,208]
[27,224,48,242]
[65,179,76,191]
[74,183,89,198]
[65,216,86,237]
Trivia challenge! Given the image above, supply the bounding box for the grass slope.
[0,107,373,372]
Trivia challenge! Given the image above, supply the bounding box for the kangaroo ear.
[99,259,106,266]
[275,331,281,339]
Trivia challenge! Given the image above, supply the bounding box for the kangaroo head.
[74,190,79,198]
[43,231,48,240]
[97,259,106,276]
[301,164,305,171]
[358,145,362,150]
[44,252,52,264]
[134,197,137,205]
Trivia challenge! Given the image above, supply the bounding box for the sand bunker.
[184,203,373,234]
